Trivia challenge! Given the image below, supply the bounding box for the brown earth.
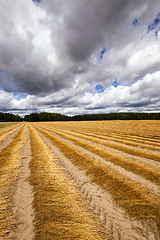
[1,121,160,240]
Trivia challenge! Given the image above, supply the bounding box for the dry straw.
[43,128,160,186]
[54,128,160,162]
[29,125,109,240]
[0,124,25,238]
[34,125,160,233]
[0,123,22,143]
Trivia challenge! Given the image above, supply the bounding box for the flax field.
[0,120,160,240]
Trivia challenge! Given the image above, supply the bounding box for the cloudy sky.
[0,0,160,116]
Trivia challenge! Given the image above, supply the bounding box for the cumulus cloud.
[0,0,160,115]
[79,72,160,111]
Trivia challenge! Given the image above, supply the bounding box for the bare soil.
[2,122,159,240]
[9,125,35,240]
[35,126,158,240]
[0,125,23,152]
[57,129,160,169]
[42,128,160,196]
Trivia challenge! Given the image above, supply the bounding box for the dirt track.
[0,121,160,240]
[10,125,35,240]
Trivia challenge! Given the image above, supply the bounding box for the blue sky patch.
[132,18,138,26]
[13,92,28,100]
[32,0,41,4]
[147,12,160,33]
[95,84,105,93]
[155,27,160,37]
[100,47,106,60]
[0,69,5,76]
[112,79,119,88]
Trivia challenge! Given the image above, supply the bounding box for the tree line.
[0,111,160,122]
[0,112,22,122]
[71,112,160,121]
[24,112,69,122]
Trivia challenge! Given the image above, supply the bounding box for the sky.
[0,0,160,116]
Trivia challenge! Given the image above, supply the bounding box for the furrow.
[29,124,108,240]
[0,124,24,152]
[46,126,160,162]
[34,125,157,240]
[10,123,35,240]
[56,129,160,169]
[69,130,160,151]
[37,120,160,143]
[35,125,160,186]
[33,124,160,238]
[55,128,160,166]
[103,132,160,146]
[34,125,160,196]
[39,123,160,149]
[77,130,160,146]
[0,124,26,239]
[0,123,21,135]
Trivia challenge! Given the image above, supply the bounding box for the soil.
[9,125,35,240]
[1,123,160,240]
[34,125,159,240]
[42,127,160,196]
[57,129,160,169]
[0,125,23,152]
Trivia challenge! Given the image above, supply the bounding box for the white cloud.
[0,0,160,115]
[76,71,160,111]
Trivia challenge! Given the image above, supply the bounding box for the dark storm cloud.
[10,65,73,95]
[60,0,157,61]
[0,0,160,115]
[123,101,152,108]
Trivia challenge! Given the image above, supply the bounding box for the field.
[0,120,160,240]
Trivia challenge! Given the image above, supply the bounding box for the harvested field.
[0,123,17,129]
[0,120,160,239]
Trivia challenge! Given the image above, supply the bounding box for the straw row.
[29,124,109,240]
[0,124,25,238]
[34,125,160,186]
[38,124,160,162]
[33,125,160,233]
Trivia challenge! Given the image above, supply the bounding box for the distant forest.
[0,112,22,122]
[0,111,160,122]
